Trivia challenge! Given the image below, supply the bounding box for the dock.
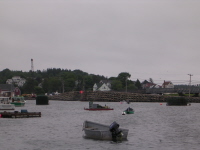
[0,111,41,118]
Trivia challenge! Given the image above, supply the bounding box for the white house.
[93,80,112,91]
[162,81,174,88]
[18,78,26,87]
[142,82,161,89]
[6,76,26,87]
[99,80,112,88]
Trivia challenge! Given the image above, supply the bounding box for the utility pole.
[188,74,193,98]
[62,81,65,93]
[31,59,34,72]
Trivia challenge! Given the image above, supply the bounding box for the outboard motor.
[109,121,123,142]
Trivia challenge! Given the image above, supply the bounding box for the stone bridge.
[48,91,200,103]
[145,86,200,94]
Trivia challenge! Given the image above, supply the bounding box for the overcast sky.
[1,0,200,85]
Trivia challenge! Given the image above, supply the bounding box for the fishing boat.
[123,107,134,114]
[84,101,113,111]
[0,97,15,110]
[10,96,25,107]
[120,100,130,104]
[82,120,129,141]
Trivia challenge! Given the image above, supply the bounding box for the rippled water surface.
[0,100,200,150]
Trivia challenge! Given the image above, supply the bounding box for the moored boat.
[0,97,15,110]
[82,120,129,141]
[11,96,25,107]
[84,101,113,111]
[123,107,134,114]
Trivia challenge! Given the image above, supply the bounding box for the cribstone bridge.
[49,91,200,103]
[146,87,200,95]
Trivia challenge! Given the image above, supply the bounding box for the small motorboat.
[123,107,134,114]
[84,101,113,111]
[10,96,25,107]
[0,97,15,110]
[82,120,129,141]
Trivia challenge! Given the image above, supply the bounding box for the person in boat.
[126,107,133,112]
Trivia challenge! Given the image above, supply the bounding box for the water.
[1,100,200,150]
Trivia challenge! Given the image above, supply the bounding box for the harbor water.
[0,100,200,150]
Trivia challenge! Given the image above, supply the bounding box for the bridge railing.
[145,87,200,94]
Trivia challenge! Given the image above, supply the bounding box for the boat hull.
[124,111,134,114]
[0,104,15,110]
[84,108,113,111]
[83,120,129,140]
[0,97,15,110]
[11,97,26,107]
[10,102,25,107]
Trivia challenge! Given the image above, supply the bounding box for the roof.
[100,80,112,84]
[0,84,15,91]
[95,83,104,89]
[144,83,156,88]
[162,81,172,85]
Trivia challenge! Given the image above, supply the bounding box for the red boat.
[84,107,114,111]
[84,101,114,111]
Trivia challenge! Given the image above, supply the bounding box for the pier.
[0,111,41,118]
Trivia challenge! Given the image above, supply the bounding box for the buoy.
[160,103,162,105]
[122,112,126,115]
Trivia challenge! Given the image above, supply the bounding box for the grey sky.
[1,0,200,85]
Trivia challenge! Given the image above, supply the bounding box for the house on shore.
[93,80,112,91]
[142,80,161,89]
[0,84,22,97]
[162,81,174,88]
[6,76,26,87]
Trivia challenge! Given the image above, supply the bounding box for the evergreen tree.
[135,79,142,89]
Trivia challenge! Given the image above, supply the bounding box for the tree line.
[0,68,142,95]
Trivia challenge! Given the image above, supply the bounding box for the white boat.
[82,120,129,141]
[10,96,25,107]
[0,97,15,110]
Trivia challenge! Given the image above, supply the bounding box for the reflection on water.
[0,100,200,150]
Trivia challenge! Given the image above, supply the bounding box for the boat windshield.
[12,97,25,102]
[0,97,10,104]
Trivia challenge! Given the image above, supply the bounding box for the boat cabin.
[0,97,10,104]
[11,96,25,102]
[0,97,15,110]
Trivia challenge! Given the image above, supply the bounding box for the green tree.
[84,76,94,91]
[61,72,76,92]
[135,79,142,89]
[22,78,38,93]
[149,78,154,83]
[65,78,76,91]
[109,77,117,80]
[0,68,12,83]
[117,72,131,87]
[0,68,141,93]
[34,86,45,95]
[49,77,62,92]
[127,84,137,90]
[111,80,123,91]
[42,79,50,93]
